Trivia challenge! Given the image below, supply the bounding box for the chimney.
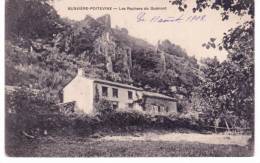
[77,68,84,77]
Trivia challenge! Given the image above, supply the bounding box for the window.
[152,105,158,113]
[154,105,158,113]
[102,86,108,97]
[158,106,161,112]
[161,106,165,112]
[112,101,118,110]
[128,91,133,99]
[166,106,169,113]
[112,88,118,98]
[128,103,133,109]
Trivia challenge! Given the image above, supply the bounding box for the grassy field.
[6,134,253,157]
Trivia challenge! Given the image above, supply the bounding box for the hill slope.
[5,0,202,102]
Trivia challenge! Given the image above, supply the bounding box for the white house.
[63,69,178,114]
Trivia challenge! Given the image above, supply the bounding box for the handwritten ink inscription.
[137,12,206,23]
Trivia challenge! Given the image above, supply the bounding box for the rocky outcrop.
[50,14,200,91]
[113,46,132,79]
[94,31,116,72]
[53,14,134,80]
[122,47,132,79]
[156,41,167,77]
[96,14,111,29]
[93,20,133,78]
[77,15,99,31]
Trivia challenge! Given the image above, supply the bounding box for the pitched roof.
[93,79,176,101]
[142,91,176,101]
[61,70,142,91]
[92,78,142,91]
[63,70,176,101]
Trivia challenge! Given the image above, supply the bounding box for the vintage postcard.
[5,0,254,157]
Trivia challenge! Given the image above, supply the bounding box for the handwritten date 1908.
[137,12,206,23]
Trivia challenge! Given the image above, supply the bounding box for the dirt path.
[101,133,251,146]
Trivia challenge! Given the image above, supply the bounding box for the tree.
[198,21,254,131]
[169,0,254,136]
[6,0,64,41]
[170,0,254,20]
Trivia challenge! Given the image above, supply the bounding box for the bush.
[94,99,115,115]
[6,88,207,142]
[6,88,75,145]
[66,110,206,136]
[6,87,51,146]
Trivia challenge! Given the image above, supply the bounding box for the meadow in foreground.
[6,134,252,157]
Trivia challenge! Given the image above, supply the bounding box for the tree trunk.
[224,119,230,133]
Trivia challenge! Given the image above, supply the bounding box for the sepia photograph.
[4,0,254,157]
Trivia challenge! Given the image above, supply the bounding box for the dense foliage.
[6,0,63,40]
[170,0,254,20]
[6,0,201,104]
[199,21,254,130]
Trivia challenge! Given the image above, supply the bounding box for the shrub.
[5,87,208,141]
[6,88,76,143]
[6,87,53,146]
[94,99,115,115]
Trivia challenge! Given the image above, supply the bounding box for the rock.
[96,14,111,28]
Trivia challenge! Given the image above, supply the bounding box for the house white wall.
[62,69,178,115]
[94,82,142,111]
[63,74,94,114]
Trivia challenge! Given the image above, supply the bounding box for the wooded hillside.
[5,0,201,103]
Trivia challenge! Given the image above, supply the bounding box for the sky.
[52,0,251,62]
